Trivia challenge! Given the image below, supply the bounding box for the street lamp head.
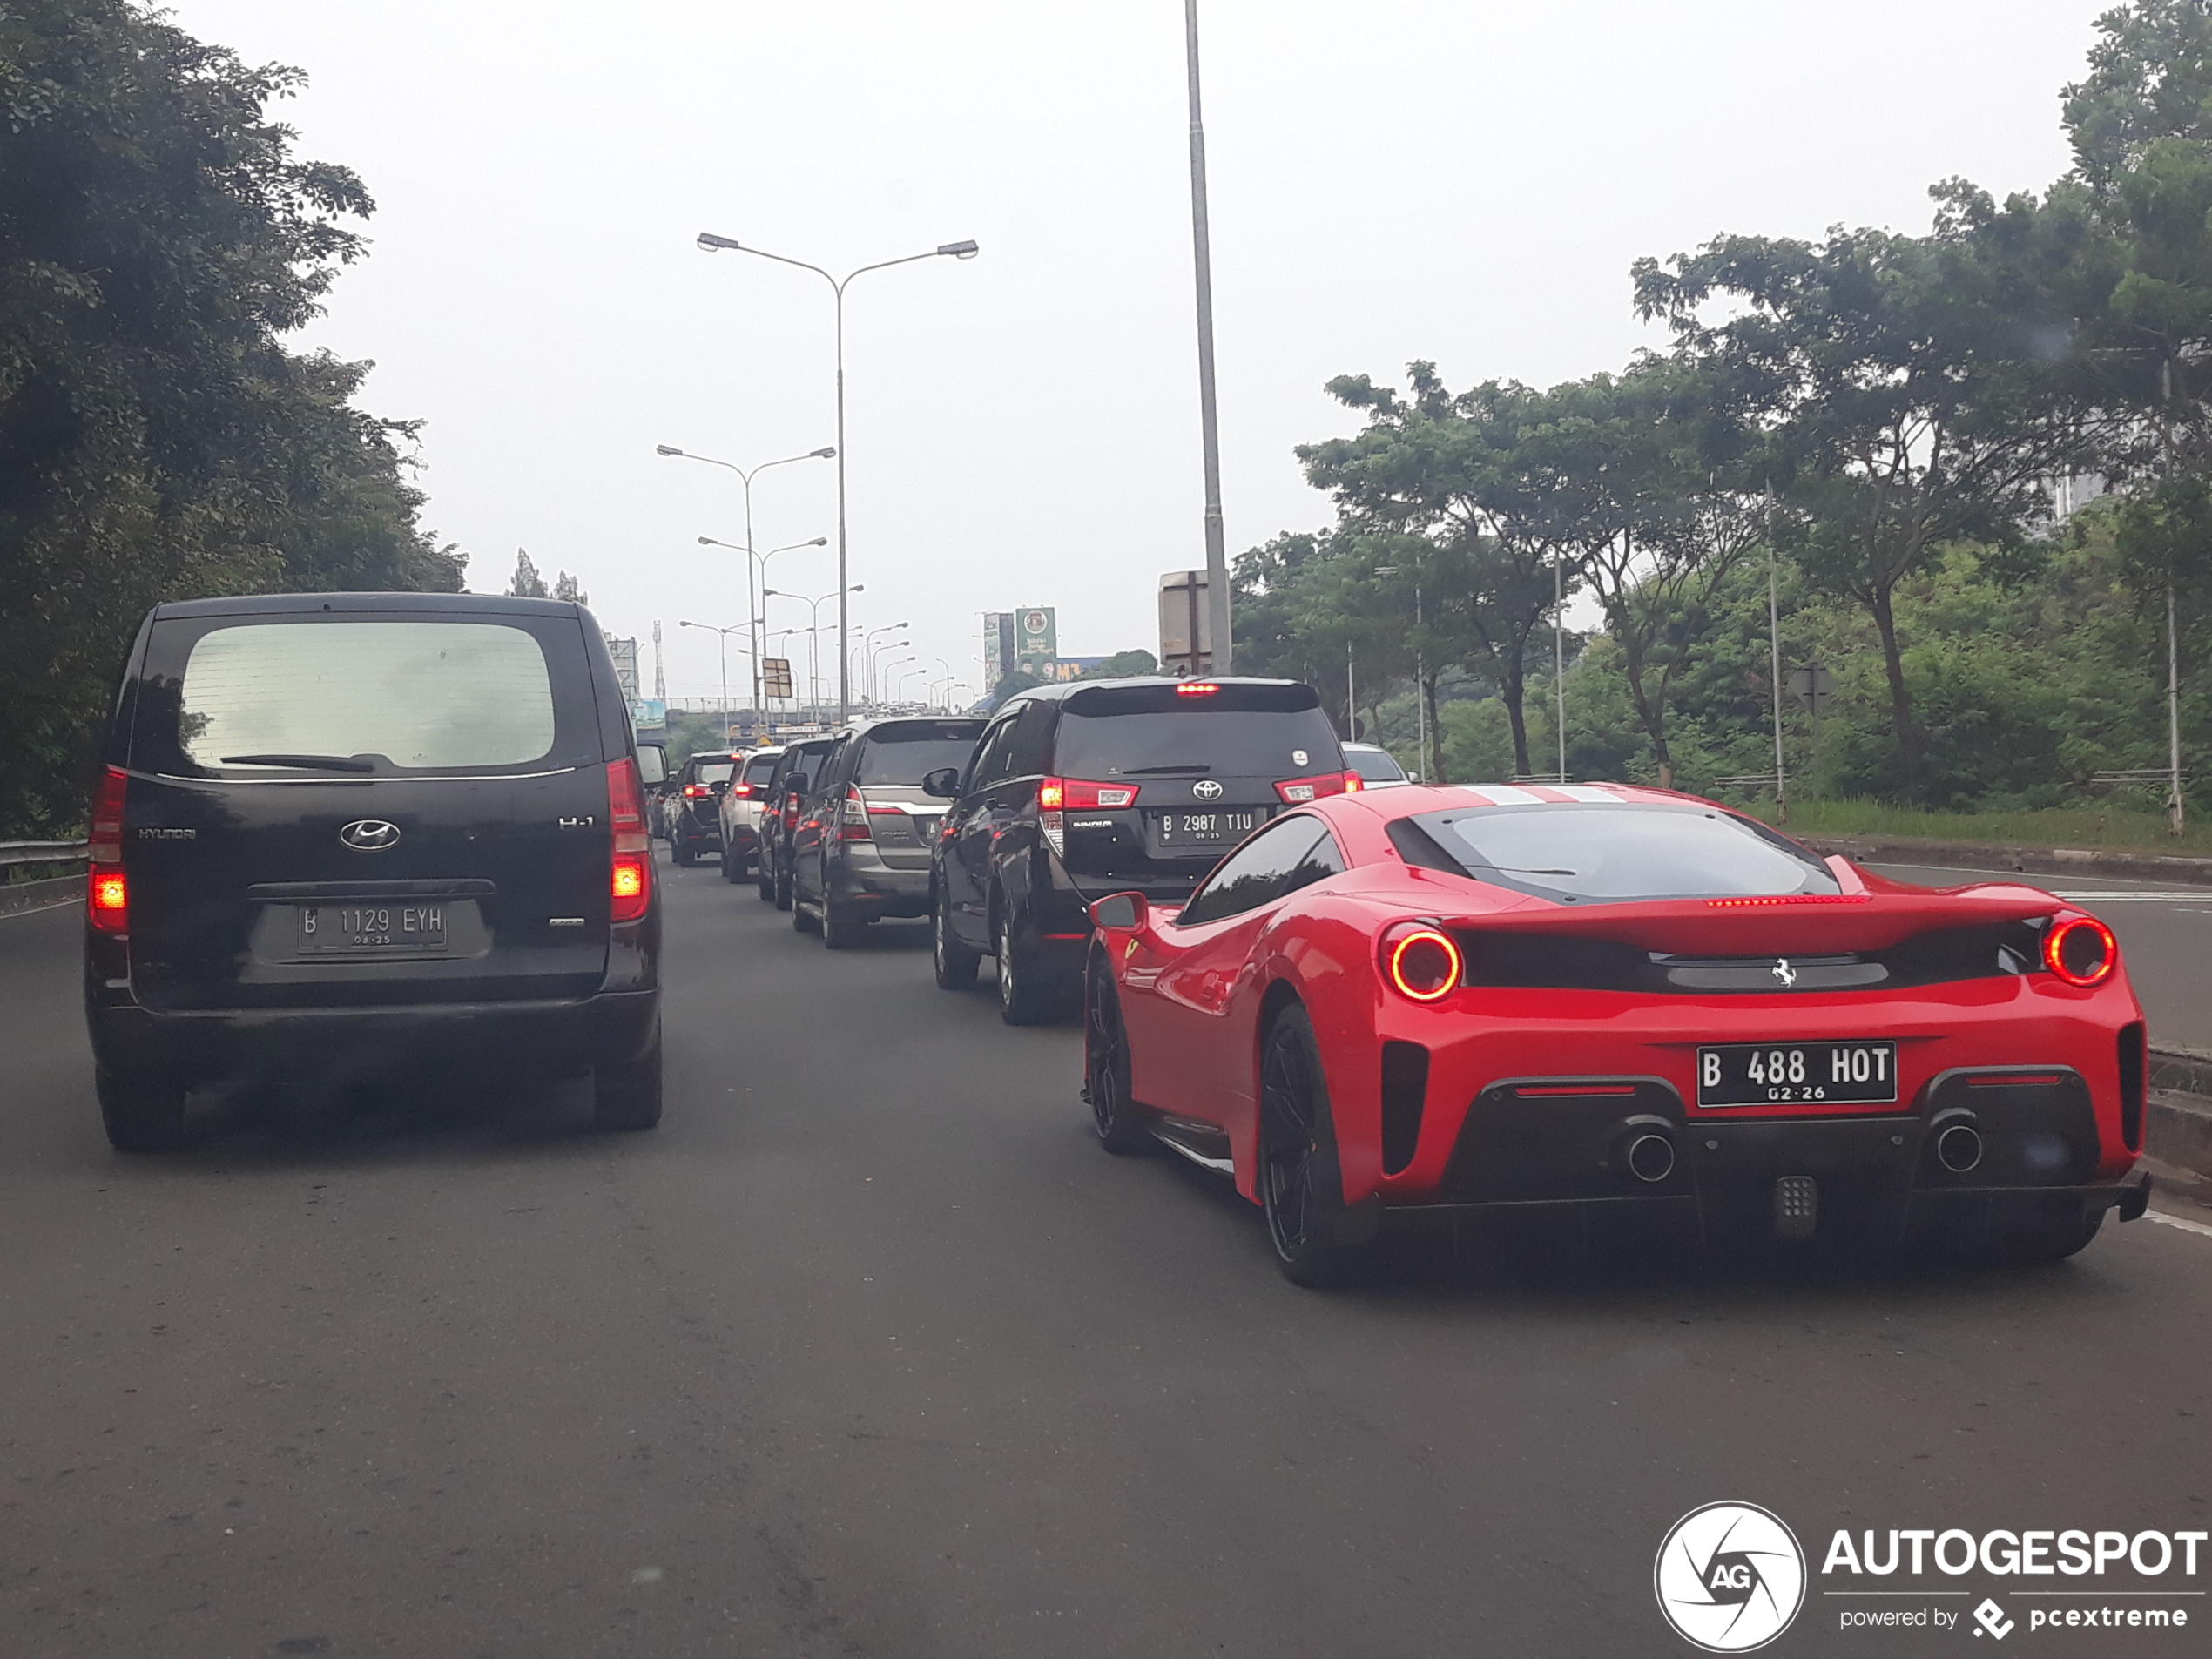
[696,232,742,253]
[811,447,837,459]
[937,239,981,260]
[697,536,714,546]
[655,444,684,457]
[805,536,827,547]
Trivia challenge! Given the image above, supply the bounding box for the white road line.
[0,896,80,921]
[2145,1210,2212,1240]
[2053,892,2212,904]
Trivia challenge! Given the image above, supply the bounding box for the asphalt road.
[3,860,2209,1657]
[1866,862,2212,1050]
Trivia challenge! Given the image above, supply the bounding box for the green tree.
[1076,648,1158,678]
[509,550,549,597]
[0,0,462,834]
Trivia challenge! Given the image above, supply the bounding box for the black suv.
[756,737,839,910]
[927,678,1351,1022]
[790,717,987,948]
[82,592,664,1148]
[667,751,740,866]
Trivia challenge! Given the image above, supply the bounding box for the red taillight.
[1176,681,1219,697]
[840,786,873,841]
[782,797,800,830]
[1379,921,1461,1002]
[2041,914,2117,988]
[729,783,753,799]
[683,783,709,799]
[1704,893,1873,908]
[1037,776,1138,811]
[87,765,129,933]
[609,757,651,922]
[1275,770,1363,804]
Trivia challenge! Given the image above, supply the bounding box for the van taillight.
[609,757,651,921]
[87,765,129,933]
[840,786,873,841]
[1037,777,1140,811]
[1275,770,1363,804]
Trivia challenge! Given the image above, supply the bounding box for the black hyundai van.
[926,678,1352,1022]
[82,593,664,1149]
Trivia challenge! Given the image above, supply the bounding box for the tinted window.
[966,717,1021,790]
[1008,699,1057,777]
[1177,816,1342,926]
[1413,804,1838,906]
[854,721,986,786]
[743,754,781,787]
[1346,747,1407,783]
[174,620,557,772]
[693,760,737,786]
[1053,684,1340,779]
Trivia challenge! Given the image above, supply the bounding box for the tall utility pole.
[1184,0,1231,672]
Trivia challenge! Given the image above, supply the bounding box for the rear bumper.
[827,858,932,918]
[87,988,661,1083]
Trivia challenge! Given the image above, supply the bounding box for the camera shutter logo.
[1654,1501,1806,1653]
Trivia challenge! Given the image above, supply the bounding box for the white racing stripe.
[1552,786,1626,803]
[1472,785,1544,806]
[2146,1210,2212,1240]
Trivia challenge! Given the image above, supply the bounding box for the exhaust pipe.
[1936,1121,1984,1175]
[1625,1132,1676,1184]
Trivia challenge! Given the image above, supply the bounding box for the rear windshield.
[1055,684,1340,779]
[692,760,737,786]
[153,617,579,775]
[1346,747,1406,782]
[743,754,781,787]
[1407,803,1838,906]
[857,722,983,786]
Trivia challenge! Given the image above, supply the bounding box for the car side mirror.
[636,743,669,786]
[709,779,729,795]
[1089,891,1148,932]
[921,767,961,799]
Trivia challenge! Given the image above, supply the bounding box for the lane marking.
[2054,891,2212,904]
[2145,1210,2212,1239]
[0,896,81,921]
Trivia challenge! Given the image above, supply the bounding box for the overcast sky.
[171,0,2106,705]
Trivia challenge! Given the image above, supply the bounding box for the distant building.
[604,635,640,700]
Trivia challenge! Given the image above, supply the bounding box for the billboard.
[983,612,1016,685]
[1015,607,1056,669]
[762,658,794,699]
[1158,571,1213,675]
[629,698,667,733]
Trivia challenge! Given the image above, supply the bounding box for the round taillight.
[2041,914,2117,988]
[1382,925,1462,1002]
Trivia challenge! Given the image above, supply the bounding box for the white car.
[716,746,785,883]
[1344,740,1412,786]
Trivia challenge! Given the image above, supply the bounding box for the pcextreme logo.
[1656,1501,1809,1652]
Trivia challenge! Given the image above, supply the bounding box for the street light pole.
[656,446,831,732]
[764,583,861,719]
[678,619,745,740]
[1184,0,1232,672]
[696,534,826,738]
[696,232,979,724]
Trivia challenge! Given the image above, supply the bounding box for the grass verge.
[1727,796,2212,856]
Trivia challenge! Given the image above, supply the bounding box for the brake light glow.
[1176,681,1219,697]
[1038,777,1139,811]
[1704,893,1874,908]
[2041,914,2117,988]
[1275,770,1364,804]
[729,783,754,799]
[1379,922,1462,1002]
[87,765,129,933]
[608,757,651,921]
[683,783,711,798]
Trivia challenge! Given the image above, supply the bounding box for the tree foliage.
[0,1,463,834]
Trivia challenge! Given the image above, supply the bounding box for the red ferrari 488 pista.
[1080,783,2153,1285]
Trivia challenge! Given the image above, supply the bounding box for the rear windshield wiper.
[1123,764,1212,776]
[219,753,377,773]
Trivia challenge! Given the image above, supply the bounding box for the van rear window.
[856,723,984,786]
[175,621,558,771]
[1054,685,1340,780]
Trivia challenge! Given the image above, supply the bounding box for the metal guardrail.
[0,840,89,869]
[2091,769,2188,786]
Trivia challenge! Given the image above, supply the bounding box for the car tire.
[822,908,866,950]
[757,853,776,902]
[1258,1003,1375,1287]
[792,896,818,934]
[96,1068,188,1153]
[996,907,1060,1027]
[1084,958,1150,1154]
[934,885,981,989]
[774,865,794,911]
[721,841,745,883]
[593,1026,664,1131]
[671,837,696,867]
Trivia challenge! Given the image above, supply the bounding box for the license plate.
[1696,1041,1898,1107]
[1154,810,1258,845]
[297,903,448,955]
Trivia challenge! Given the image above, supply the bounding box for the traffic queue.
[652,672,2156,1285]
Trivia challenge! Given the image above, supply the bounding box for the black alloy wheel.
[934,883,981,990]
[96,1068,189,1153]
[1084,958,1150,1153]
[1258,1004,1372,1287]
